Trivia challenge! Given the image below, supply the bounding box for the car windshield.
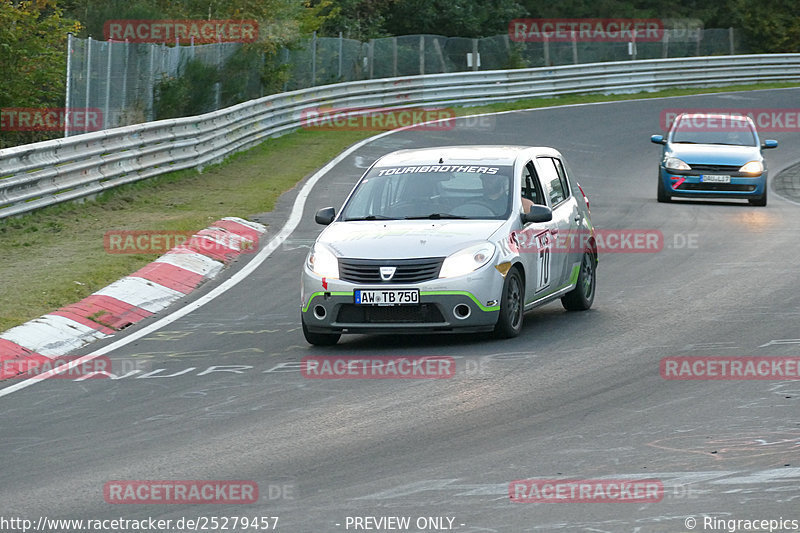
[671,116,757,146]
[339,164,515,220]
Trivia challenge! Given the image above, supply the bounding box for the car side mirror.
[650,134,666,145]
[522,205,552,224]
[762,139,778,149]
[315,207,336,225]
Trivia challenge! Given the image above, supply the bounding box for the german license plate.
[702,174,731,183]
[354,289,419,305]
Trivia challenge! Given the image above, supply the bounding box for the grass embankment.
[1,81,797,331]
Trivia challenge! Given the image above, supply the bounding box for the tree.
[0,0,81,147]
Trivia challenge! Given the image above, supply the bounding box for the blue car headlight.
[739,161,764,175]
[664,157,691,171]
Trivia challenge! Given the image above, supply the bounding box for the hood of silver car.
[319,219,506,259]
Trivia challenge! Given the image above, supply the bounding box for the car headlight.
[664,157,691,171]
[439,243,495,279]
[739,160,764,175]
[307,243,339,278]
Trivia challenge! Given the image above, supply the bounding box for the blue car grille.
[338,257,444,284]
[676,183,756,192]
[687,163,742,173]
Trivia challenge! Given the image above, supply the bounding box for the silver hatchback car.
[300,145,597,345]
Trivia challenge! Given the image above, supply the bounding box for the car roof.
[373,145,562,167]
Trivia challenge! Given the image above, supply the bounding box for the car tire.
[302,319,341,346]
[494,267,524,339]
[561,251,596,311]
[749,188,767,206]
[657,174,671,203]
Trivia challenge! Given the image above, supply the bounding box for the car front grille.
[676,183,756,192]
[338,257,445,284]
[688,164,742,173]
[336,303,445,324]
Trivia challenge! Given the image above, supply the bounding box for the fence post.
[544,35,549,66]
[729,27,735,55]
[64,33,73,137]
[85,36,92,135]
[393,37,398,76]
[662,29,669,58]
[104,40,112,130]
[121,39,128,120]
[571,31,578,64]
[368,38,374,79]
[472,38,479,71]
[311,30,317,86]
[338,31,343,80]
[419,35,425,75]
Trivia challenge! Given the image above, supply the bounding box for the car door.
[534,156,580,289]
[517,160,561,304]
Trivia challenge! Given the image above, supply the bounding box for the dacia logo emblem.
[380,266,397,281]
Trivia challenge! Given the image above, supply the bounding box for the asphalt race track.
[2,89,799,533]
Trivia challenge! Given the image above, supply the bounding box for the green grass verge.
[1,81,798,332]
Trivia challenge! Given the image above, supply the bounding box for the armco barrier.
[2,54,800,219]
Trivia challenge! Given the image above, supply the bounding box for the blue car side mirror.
[762,139,778,149]
[650,134,665,145]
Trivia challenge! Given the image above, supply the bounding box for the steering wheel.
[451,202,497,217]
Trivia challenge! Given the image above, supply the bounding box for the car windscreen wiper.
[342,215,398,221]
[403,213,468,220]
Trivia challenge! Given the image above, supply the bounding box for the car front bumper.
[301,266,504,334]
[659,167,766,198]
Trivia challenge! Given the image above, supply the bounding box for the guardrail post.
[471,38,479,71]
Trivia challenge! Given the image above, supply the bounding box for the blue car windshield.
[671,116,756,146]
[340,164,515,220]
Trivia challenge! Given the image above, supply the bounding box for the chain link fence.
[57,27,746,136]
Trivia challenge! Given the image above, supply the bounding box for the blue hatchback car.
[651,113,778,206]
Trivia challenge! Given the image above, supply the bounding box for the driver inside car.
[479,173,511,216]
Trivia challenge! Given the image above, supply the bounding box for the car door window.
[522,162,545,205]
[551,158,571,198]
[537,157,567,206]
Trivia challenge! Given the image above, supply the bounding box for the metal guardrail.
[2,54,800,219]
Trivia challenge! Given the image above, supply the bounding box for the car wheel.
[302,319,341,346]
[749,188,767,206]
[657,174,671,203]
[561,251,596,311]
[494,267,524,339]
